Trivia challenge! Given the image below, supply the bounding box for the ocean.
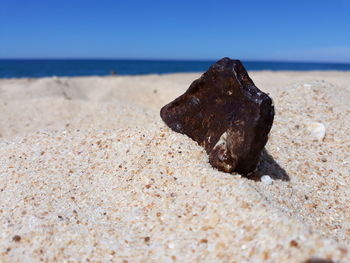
[1,59,350,78]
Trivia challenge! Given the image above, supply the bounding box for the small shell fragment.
[261,175,273,185]
[307,122,326,141]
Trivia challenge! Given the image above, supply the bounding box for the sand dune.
[0,72,350,262]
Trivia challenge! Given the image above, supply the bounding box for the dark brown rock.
[160,57,274,175]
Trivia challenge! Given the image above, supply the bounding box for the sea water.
[0,59,349,78]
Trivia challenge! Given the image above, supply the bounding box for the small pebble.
[307,122,326,141]
[12,235,21,242]
[290,240,298,247]
[261,175,273,185]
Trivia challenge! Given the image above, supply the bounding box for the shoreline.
[1,69,350,79]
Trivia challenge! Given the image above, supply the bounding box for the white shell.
[307,122,326,141]
[261,175,273,185]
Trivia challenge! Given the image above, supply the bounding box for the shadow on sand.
[248,149,290,182]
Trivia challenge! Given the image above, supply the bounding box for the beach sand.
[0,71,349,262]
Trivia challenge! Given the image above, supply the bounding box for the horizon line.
[1,57,350,65]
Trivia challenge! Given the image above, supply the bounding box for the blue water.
[1,59,350,78]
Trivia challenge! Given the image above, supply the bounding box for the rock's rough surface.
[160,57,274,175]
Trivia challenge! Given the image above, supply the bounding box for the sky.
[0,0,349,63]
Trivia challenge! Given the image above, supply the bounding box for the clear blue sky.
[1,0,349,62]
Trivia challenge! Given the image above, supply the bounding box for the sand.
[0,71,349,262]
